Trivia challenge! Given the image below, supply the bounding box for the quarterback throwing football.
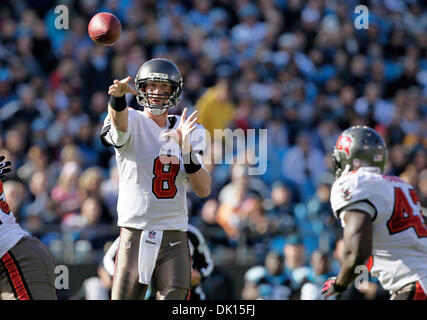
[322,126,427,300]
[101,58,211,300]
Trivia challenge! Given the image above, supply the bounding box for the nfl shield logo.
[148,231,156,239]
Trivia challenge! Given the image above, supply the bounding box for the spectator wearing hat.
[283,234,310,296]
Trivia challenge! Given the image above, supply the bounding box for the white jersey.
[0,181,29,259]
[331,167,427,293]
[101,108,207,232]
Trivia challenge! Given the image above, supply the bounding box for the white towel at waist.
[138,230,163,284]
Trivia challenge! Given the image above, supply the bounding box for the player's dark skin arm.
[335,210,373,288]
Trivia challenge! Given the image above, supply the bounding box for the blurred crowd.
[0,0,426,299]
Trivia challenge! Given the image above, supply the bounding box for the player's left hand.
[321,277,346,299]
[0,155,11,181]
[161,107,198,154]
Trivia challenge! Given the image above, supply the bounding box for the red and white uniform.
[101,109,207,232]
[331,167,427,294]
[0,181,28,259]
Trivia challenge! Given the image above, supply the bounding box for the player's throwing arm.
[108,76,137,132]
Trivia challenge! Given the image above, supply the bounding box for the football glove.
[321,277,347,299]
[0,155,11,181]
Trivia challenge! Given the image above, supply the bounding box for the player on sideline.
[322,126,427,300]
[101,58,211,300]
[0,156,57,300]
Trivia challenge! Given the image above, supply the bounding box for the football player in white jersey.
[101,58,211,300]
[321,126,427,300]
[0,156,57,300]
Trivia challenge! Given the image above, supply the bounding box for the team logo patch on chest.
[340,187,352,201]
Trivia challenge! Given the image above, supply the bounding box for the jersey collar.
[358,166,381,173]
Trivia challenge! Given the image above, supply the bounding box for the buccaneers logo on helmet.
[336,135,353,159]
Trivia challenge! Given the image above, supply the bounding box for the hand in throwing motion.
[108,76,137,97]
[162,107,198,154]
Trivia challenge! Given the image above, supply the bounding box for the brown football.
[88,12,121,46]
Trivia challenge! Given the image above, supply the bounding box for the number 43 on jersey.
[387,188,427,238]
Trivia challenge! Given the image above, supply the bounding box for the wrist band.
[109,95,127,112]
[183,151,202,174]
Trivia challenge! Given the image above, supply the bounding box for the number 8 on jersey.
[152,156,180,199]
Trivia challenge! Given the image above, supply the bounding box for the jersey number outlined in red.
[152,156,180,199]
[387,187,427,238]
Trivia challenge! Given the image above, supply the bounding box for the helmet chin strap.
[341,164,351,176]
[147,106,168,115]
